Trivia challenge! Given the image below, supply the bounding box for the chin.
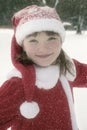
[36,62,53,67]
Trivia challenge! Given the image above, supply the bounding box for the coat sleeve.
[70,59,87,87]
[0,77,24,129]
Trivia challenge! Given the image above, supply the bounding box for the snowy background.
[0,29,87,130]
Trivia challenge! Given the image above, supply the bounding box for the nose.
[37,42,48,52]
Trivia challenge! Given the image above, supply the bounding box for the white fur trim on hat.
[15,18,65,45]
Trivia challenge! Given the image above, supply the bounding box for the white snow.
[0,29,87,130]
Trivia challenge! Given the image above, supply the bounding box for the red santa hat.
[12,5,65,45]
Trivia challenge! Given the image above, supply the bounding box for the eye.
[48,37,57,41]
[29,39,38,43]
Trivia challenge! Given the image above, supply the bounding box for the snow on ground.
[63,31,87,63]
[0,29,14,85]
[0,29,87,130]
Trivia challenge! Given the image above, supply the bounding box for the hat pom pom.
[20,101,40,119]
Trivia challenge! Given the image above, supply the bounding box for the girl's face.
[22,31,62,67]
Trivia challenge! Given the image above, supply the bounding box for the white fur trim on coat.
[35,65,60,89]
[60,75,78,130]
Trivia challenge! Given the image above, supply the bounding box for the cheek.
[26,48,33,55]
[25,47,36,58]
[23,45,32,54]
[51,42,62,51]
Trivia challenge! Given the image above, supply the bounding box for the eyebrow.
[26,31,59,38]
[45,31,59,36]
[26,32,38,38]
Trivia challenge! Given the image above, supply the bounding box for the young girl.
[0,5,87,130]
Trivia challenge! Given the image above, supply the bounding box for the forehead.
[26,31,59,38]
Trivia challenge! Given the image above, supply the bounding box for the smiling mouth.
[35,53,53,58]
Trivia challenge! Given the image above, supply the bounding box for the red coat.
[0,60,87,130]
